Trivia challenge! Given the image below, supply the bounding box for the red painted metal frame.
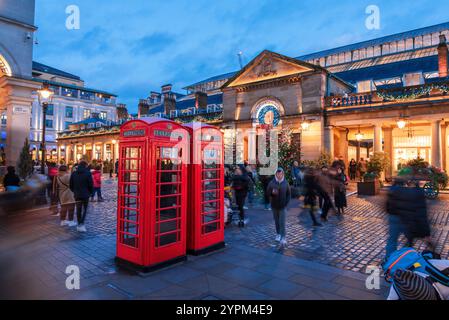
[184,123,225,254]
[116,118,188,269]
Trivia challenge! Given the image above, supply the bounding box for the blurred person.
[349,159,357,181]
[54,165,76,227]
[91,165,104,202]
[231,167,249,227]
[267,168,291,247]
[245,164,257,207]
[317,166,337,222]
[69,161,93,233]
[115,159,119,178]
[47,162,59,215]
[291,160,301,187]
[302,168,322,227]
[260,172,274,210]
[358,158,367,181]
[385,177,434,259]
[3,166,20,192]
[334,167,348,215]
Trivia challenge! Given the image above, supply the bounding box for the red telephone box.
[115,118,189,272]
[184,123,225,255]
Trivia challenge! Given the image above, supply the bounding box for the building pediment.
[222,50,318,88]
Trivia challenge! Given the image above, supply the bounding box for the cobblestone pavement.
[0,176,447,300]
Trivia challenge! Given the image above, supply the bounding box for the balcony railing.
[325,81,449,108]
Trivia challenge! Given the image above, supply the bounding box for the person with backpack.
[267,168,291,247]
[53,165,76,227]
[231,167,249,227]
[91,165,104,202]
[69,161,94,233]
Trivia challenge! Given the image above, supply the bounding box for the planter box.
[357,180,380,196]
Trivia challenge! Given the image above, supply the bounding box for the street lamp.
[397,119,407,129]
[355,127,364,142]
[37,82,54,174]
[301,120,310,131]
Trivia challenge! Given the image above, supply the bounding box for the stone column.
[247,128,257,165]
[383,127,393,179]
[0,77,40,167]
[323,126,334,157]
[337,129,348,164]
[431,120,442,168]
[373,123,383,153]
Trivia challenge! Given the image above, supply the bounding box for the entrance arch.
[0,54,13,77]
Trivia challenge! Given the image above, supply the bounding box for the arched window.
[0,55,12,77]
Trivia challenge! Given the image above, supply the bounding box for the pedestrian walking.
[260,173,273,210]
[231,167,249,227]
[47,162,59,215]
[291,160,301,187]
[115,159,119,178]
[316,167,335,222]
[91,165,104,202]
[3,166,20,192]
[267,168,291,247]
[69,161,93,232]
[385,177,434,259]
[358,158,367,181]
[245,164,257,207]
[334,167,348,215]
[302,168,322,227]
[54,165,76,227]
[349,159,357,181]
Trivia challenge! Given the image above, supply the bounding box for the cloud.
[33,0,449,113]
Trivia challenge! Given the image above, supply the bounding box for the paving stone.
[256,279,306,299]
[219,267,271,288]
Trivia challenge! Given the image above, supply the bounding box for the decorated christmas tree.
[277,127,301,183]
[17,138,34,180]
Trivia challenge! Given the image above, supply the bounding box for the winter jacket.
[92,170,102,188]
[56,174,75,204]
[386,185,430,238]
[69,165,94,199]
[232,174,249,197]
[267,178,291,210]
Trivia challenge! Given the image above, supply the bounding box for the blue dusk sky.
[34,0,449,112]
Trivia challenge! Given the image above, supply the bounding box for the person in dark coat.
[302,168,322,227]
[3,166,20,191]
[348,159,357,181]
[115,159,119,178]
[259,173,274,210]
[231,167,249,227]
[69,161,93,232]
[334,167,348,215]
[267,168,291,247]
[385,178,433,258]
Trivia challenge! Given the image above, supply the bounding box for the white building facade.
[0,62,118,161]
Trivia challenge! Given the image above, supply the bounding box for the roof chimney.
[438,34,448,78]
[161,84,172,93]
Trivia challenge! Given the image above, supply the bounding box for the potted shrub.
[357,152,390,196]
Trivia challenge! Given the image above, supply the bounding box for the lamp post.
[37,82,54,174]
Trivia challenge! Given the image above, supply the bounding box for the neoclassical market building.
[58,21,449,177]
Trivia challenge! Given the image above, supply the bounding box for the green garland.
[378,83,449,102]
